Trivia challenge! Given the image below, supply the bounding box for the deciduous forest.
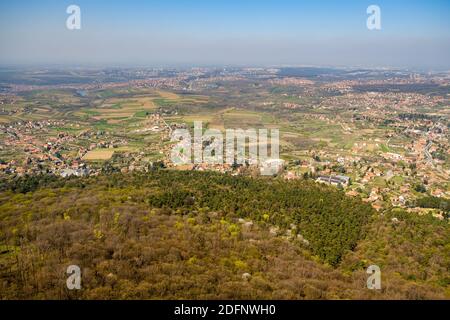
[0,171,448,299]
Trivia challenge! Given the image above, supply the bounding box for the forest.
[0,171,448,299]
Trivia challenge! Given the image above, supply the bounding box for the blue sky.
[1,0,449,69]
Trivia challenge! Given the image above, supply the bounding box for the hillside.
[0,171,448,299]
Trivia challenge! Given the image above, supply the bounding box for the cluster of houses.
[316,175,350,187]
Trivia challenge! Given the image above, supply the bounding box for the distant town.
[0,66,449,217]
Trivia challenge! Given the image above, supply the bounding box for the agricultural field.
[82,149,115,161]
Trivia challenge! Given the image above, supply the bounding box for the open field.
[82,149,115,161]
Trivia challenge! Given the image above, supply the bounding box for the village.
[0,66,448,218]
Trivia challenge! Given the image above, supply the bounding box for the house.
[316,175,350,187]
[284,171,299,180]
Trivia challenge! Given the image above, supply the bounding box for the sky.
[0,0,449,69]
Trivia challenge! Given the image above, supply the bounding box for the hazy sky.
[1,0,449,69]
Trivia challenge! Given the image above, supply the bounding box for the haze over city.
[1,0,450,69]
